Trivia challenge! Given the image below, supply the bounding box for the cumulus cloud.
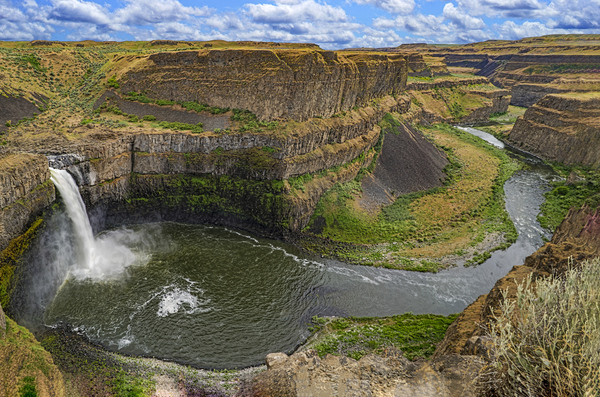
[3,0,600,49]
[245,1,348,23]
[442,3,485,30]
[48,0,111,25]
[113,0,211,26]
[351,0,415,14]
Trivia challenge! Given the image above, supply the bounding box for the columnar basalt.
[509,93,600,168]
[118,49,408,121]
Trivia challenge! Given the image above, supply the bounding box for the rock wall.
[0,154,54,252]
[118,49,408,121]
[508,83,563,107]
[509,93,600,168]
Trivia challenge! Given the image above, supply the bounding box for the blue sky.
[1,0,600,49]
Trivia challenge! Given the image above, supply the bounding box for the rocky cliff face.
[509,93,600,168]
[0,154,54,253]
[36,96,406,238]
[118,49,408,121]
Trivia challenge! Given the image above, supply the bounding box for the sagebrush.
[481,258,600,397]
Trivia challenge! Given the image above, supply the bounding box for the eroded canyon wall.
[509,93,600,169]
[117,49,408,121]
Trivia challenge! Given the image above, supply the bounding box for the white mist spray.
[49,168,143,280]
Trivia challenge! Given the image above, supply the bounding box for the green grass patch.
[19,377,37,397]
[538,165,600,231]
[306,313,458,361]
[304,123,520,270]
[157,121,203,133]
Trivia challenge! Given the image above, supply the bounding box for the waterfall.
[49,168,142,279]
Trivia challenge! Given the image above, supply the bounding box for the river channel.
[43,127,556,369]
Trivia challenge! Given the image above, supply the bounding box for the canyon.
[0,36,599,396]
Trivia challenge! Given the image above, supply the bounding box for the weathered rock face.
[119,49,408,121]
[248,350,485,397]
[0,154,54,252]
[509,83,563,107]
[509,93,600,169]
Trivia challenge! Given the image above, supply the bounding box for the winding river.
[40,127,556,369]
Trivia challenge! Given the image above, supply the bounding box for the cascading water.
[49,168,143,280]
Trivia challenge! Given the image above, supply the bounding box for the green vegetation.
[306,313,458,361]
[156,121,203,133]
[489,105,527,124]
[19,377,37,397]
[483,259,600,397]
[107,75,119,89]
[0,218,45,308]
[232,109,279,132]
[538,165,600,231]
[17,54,46,74]
[524,63,600,74]
[305,123,520,270]
[408,85,497,122]
[41,330,150,397]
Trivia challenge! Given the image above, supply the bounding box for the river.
[42,127,556,369]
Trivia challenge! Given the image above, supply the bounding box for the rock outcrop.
[118,49,408,121]
[249,350,484,397]
[0,154,54,252]
[509,93,600,168]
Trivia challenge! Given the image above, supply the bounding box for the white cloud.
[113,0,211,26]
[245,1,348,23]
[48,0,111,25]
[442,3,485,30]
[351,0,415,14]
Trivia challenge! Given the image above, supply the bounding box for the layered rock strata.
[118,49,408,121]
[509,93,600,168]
[0,154,54,252]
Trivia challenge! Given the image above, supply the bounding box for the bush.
[142,115,156,121]
[481,259,600,397]
[107,75,119,89]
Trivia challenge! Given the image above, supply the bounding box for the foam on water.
[157,287,212,317]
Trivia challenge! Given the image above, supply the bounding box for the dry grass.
[481,258,600,397]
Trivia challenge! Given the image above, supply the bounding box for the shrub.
[107,75,119,89]
[481,259,600,397]
[142,115,156,121]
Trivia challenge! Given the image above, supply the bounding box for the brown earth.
[248,349,484,397]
